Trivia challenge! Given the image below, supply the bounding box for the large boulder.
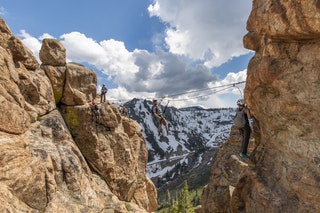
[201,127,254,212]
[39,38,67,104]
[8,36,39,70]
[60,102,158,212]
[16,64,56,116]
[39,38,66,66]
[245,0,320,40]
[61,62,97,106]
[41,65,67,104]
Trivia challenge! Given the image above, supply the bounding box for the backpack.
[101,86,108,94]
[94,104,99,111]
[152,105,157,115]
[233,108,246,129]
[152,105,162,116]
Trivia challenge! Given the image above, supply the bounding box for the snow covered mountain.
[122,98,235,191]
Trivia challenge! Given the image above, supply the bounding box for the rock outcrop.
[0,18,157,212]
[200,126,257,213]
[201,1,320,212]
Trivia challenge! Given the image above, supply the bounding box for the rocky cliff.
[0,18,157,212]
[201,1,320,212]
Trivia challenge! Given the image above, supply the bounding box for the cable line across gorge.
[107,81,246,103]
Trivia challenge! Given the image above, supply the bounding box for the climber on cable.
[152,99,169,136]
[91,99,101,121]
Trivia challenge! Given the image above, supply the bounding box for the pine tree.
[172,180,194,213]
[171,200,179,213]
[166,189,175,213]
[192,189,201,206]
[166,189,171,207]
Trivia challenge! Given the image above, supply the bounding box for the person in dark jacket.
[100,84,108,103]
[236,99,252,158]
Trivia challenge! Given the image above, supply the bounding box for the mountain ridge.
[121,98,235,193]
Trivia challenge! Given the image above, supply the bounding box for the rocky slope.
[0,18,157,212]
[122,99,234,193]
[201,1,320,212]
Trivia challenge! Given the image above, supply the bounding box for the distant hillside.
[122,98,235,192]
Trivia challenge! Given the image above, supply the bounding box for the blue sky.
[0,0,253,108]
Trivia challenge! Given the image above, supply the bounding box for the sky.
[0,0,253,108]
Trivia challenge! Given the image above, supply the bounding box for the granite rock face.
[0,18,157,212]
[201,127,252,213]
[39,38,66,66]
[201,1,320,212]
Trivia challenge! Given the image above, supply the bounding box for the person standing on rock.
[235,99,252,158]
[152,99,169,136]
[100,84,108,103]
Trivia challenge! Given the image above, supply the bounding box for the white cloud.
[165,29,190,55]
[19,30,248,108]
[19,30,54,61]
[107,69,247,109]
[60,32,105,62]
[18,0,252,108]
[148,0,252,67]
[60,32,139,77]
[58,32,219,98]
[167,69,247,108]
